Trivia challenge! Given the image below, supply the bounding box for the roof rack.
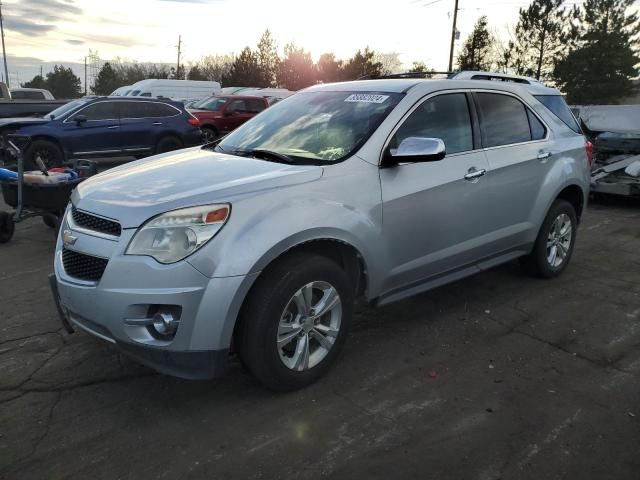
[358,70,545,86]
[358,71,455,80]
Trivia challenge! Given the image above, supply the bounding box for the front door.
[379,92,496,294]
[63,101,122,156]
[221,99,253,134]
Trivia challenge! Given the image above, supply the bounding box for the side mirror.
[74,115,87,126]
[384,137,446,167]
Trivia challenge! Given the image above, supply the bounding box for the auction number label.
[344,94,389,103]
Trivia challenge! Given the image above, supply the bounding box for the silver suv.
[51,78,590,390]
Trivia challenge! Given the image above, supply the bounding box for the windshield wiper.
[234,148,295,164]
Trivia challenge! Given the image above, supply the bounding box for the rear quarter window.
[534,95,581,133]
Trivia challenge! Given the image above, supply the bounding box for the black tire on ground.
[520,199,578,278]
[201,126,219,143]
[0,211,15,243]
[235,253,354,392]
[24,139,64,170]
[156,136,183,154]
[42,213,58,229]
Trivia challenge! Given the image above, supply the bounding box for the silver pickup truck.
[0,82,67,118]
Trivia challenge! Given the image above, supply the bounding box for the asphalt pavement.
[1,191,639,480]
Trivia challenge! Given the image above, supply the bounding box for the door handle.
[107,125,120,129]
[464,167,486,181]
[537,151,552,160]
[152,122,163,126]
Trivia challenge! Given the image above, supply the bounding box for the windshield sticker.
[344,94,389,104]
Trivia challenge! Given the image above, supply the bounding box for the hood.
[0,117,50,129]
[73,147,323,228]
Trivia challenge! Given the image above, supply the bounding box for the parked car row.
[2,96,203,168]
[50,72,591,391]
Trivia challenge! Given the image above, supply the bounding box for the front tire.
[155,136,183,154]
[24,139,64,169]
[521,199,577,278]
[236,253,354,391]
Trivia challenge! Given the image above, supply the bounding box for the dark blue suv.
[12,97,203,168]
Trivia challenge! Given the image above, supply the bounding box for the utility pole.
[0,1,9,87]
[176,35,182,80]
[84,56,87,95]
[447,0,459,72]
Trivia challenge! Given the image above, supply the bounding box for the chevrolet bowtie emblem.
[62,229,77,247]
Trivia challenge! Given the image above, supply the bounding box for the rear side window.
[534,95,581,133]
[12,91,45,100]
[121,102,179,119]
[476,93,533,147]
[393,93,473,154]
[246,99,266,113]
[73,102,118,121]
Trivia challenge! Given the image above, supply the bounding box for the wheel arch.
[27,135,67,159]
[555,184,585,221]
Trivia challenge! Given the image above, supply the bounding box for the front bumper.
[51,208,257,379]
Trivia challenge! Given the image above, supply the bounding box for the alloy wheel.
[546,213,572,268]
[277,281,342,371]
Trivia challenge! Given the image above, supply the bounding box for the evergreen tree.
[316,53,342,83]
[341,48,382,80]
[256,29,279,87]
[457,16,495,71]
[554,0,640,104]
[92,62,123,95]
[222,47,263,86]
[187,64,207,80]
[509,0,579,80]
[408,61,434,77]
[22,75,47,89]
[45,65,82,98]
[276,44,316,90]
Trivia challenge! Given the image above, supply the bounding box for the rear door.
[63,101,122,156]
[222,99,253,133]
[380,92,495,292]
[119,101,182,154]
[474,91,551,249]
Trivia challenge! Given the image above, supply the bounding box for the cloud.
[4,0,82,36]
[65,39,86,45]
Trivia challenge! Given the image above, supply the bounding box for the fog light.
[152,311,179,336]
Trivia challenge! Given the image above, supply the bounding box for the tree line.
[22,0,639,104]
[456,0,638,104]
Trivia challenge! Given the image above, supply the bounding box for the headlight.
[126,204,230,264]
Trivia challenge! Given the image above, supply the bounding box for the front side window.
[476,93,532,147]
[48,99,90,119]
[393,93,473,155]
[72,102,118,121]
[218,91,403,163]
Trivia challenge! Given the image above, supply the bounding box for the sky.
[3,0,589,88]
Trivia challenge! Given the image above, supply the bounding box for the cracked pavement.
[1,196,639,479]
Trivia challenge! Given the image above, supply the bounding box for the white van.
[126,79,221,100]
[110,85,132,96]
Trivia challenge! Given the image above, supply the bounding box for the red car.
[188,95,270,142]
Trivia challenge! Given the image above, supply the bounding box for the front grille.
[72,206,121,237]
[62,248,109,282]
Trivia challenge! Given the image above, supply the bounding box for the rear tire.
[520,199,577,278]
[24,139,64,170]
[156,136,183,154]
[235,253,354,391]
[201,126,219,143]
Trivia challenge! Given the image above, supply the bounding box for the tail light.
[187,116,200,127]
[585,139,593,167]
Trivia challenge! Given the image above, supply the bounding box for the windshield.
[217,91,403,163]
[47,99,90,119]
[128,90,141,96]
[193,96,228,111]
